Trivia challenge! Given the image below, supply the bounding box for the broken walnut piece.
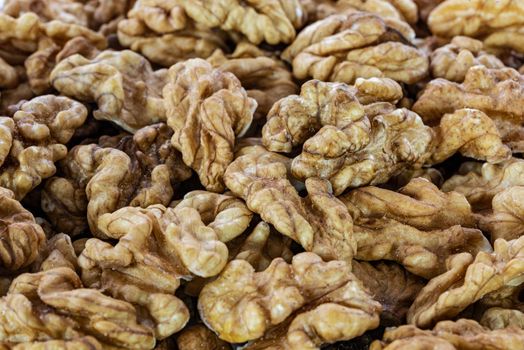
[164,58,256,192]
[117,0,228,66]
[51,49,166,133]
[0,266,155,349]
[0,95,87,199]
[78,204,229,339]
[199,252,381,347]
[176,324,231,350]
[408,236,524,328]
[442,158,524,211]
[3,0,89,27]
[224,145,356,263]
[413,65,524,152]
[282,12,428,84]
[207,42,298,120]
[480,307,524,330]
[430,36,505,82]
[370,318,524,350]
[0,186,45,271]
[428,0,524,54]
[174,190,253,243]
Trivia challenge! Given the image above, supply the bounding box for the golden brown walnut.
[176,324,231,350]
[42,123,191,238]
[0,12,43,64]
[230,221,294,272]
[340,178,491,278]
[342,177,476,230]
[0,187,45,271]
[481,308,524,330]
[370,318,524,350]
[31,233,78,273]
[442,158,524,211]
[199,252,381,346]
[164,58,256,192]
[84,0,135,31]
[387,167,444,188]
[428,0,524,53]
[207,42,298,120]
[430,36,505,82]
[174,190,253,242]
[262,78,401,153]
[311,0,418,24]
[0,267,155,349]
[2,0,89,27]
[428,108,510,165]
[78,204,229,339]
[180,0,307,45]
[0,58,18,89]
[0,95,87,199]
[0,83,34,115]
[413,65,524,152]
[281,12,428,84]
[117,0,228,66]
[352,261,425,326]
[407,236,524,328]
[50,50,167,133]
[224,145,356,263]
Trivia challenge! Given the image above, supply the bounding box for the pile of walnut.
[1,0,524,349]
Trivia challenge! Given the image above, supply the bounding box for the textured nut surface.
[176,324,231,350]
[408,236,524,328]
[314,0,418,24]
[413,66,524,152]
[428,0,524,53]
[0,95,87,199]
[181,0,306,45]
[0,267,155,349]
[480,307,524,330]
[199,252,381,346]
[117,0,228,66]
[430,36,505,82]
[51,50,166,133]
[164,58,256,192]
[282,12,428,84]
[207,42,298,120]
[442,158,524,211]
[0,187,45,271]
[42,123,191,238]
[352,261,425,326]
[224,145,356,262]
[174,190,253,243]
[3,0,89,26]
[78,204,229,338]
[370,318,524,350]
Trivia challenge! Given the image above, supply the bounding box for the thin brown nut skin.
[176,324,231,350]
[430,36,505,82]
[50,50,166,133]
[0,95,87,199]
[78,205,229,339]
[224,145,356,263]
[199,252,381,347]
[352,261,425,326]
[341,177,476,230]
[408,236,524,328]
[282,12,428,84]
[0,187,45,271]
[370,318,524,350]
[478,186,524,242]
[0,267,155,349]
[442,158,524,211]
[428,0,524,54]
[31,233,78,273]
[164,58,256,192]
